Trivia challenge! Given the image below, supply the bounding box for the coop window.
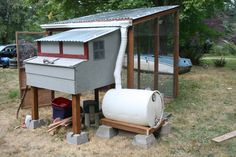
[93,40,105,60]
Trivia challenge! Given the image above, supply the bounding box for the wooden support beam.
[127,27,134,88]
[173,11,179,98]
[137,26,141,89]
[101,118,165,135]
[31,86,39,120]
[94,88,99,104]
[72,94,81,134]
[154,18,160,90]
[51,91,55,101]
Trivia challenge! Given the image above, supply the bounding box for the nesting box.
[24,28,120,94]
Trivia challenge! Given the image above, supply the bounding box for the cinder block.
[66,132,89,145]
[96,125,118,139]
[160,121,171,136]
[132,134,156,149]
[94,113,99,127]
[28,119,45,129]
[84,113,90,127]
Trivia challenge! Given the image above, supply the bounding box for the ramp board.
[212,130,236,143]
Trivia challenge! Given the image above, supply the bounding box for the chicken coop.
[20,5,179,138]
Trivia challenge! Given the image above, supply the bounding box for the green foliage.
[8,90,18,99]
[181,45,205,65]
[180,36,212,65]
[214,57,227,67]
[180,0,225,44]
[0,0,29,44]
[222,40,236,55]
[210,40,236,56]
[103,0,154,10]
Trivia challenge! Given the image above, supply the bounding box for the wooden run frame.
[127,7,179,98]
[15,31,55,108]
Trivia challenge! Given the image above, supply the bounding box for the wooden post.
[31,86,39,120]
[173,11,179,98]
[137,26,141,89]
[51,91,55,101]
[154,18,160,90]
[94,88,99,104]
[127,27,134,88]
[72,94,81,134]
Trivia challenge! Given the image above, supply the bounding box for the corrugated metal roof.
[35,27,119,42]
[53,6,178,24]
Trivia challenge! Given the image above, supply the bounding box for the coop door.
[16,32,53,108]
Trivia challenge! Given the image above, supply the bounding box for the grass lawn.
[202,55,236,69]
[0,65,236,156]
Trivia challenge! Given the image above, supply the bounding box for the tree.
[0,0,28,44]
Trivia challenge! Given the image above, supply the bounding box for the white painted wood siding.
[41,41,59,54]
[75,30,120,93]
[63,42,84,55]
[25,30,120,94]
[25,63,76,93]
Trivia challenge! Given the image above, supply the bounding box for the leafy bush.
[210,40,236,56]
[214,57,226,67]
[8,90,18,99]
[222,40,236,55]
[180,38,212,65]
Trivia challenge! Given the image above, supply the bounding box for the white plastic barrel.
[102,89,164,127]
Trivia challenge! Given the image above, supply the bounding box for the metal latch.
[43,58,60,64]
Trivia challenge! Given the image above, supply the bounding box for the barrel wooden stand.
[101,118,165,135]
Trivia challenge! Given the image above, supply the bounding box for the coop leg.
[72,94,81,134]
[31,86,38,120]
[94,88,99,104]
[28,86,44,129]
[67,94,88,145]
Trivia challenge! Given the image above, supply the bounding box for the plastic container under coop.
[102,89,164,127]
[52,97,72,119]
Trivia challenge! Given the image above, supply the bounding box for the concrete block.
[28,119,45,129]
[96,125,118,139]
[84,113,90,128]
[94,113,99,127]
[132,134,156,149]
[66,132,89,145]
[160,122,171,136]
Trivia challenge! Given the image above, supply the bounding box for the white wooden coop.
[25,28,120,94]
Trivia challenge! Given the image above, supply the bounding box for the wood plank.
[127,27,134,88]
[72,94,81,134]
[212,130,236,143]
[31,86,39,120]
[51,90,55,101]
[173,11,179,98]
[94,88,99,104]
[137,26,141,89]
[101,118,164,135]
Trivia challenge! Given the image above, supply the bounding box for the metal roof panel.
[35,27,119,42]
[53,6,178,24]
